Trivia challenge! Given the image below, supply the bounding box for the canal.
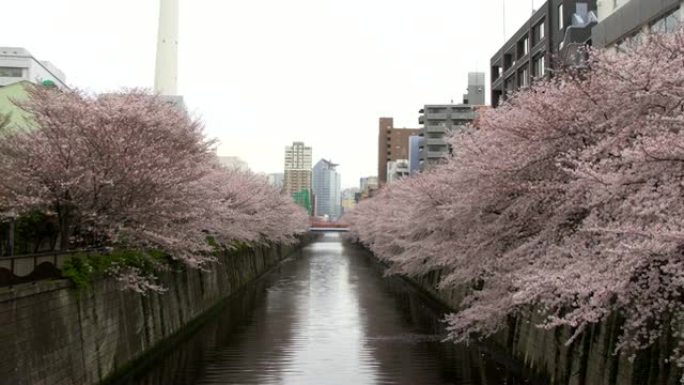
[116,233,543,385]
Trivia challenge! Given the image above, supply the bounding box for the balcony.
[425,112,448,120]
[451,110,478,121]
[424,138,446,146]
[425,125,447,134]
[418,115,424,125]
[425,151,446,159]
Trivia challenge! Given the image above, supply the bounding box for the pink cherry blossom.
[346,30,684,373]
[0,86,308,290]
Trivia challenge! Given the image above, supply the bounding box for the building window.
[505,75,515,92]
[504,52,515,70]
[518,68,529,88]
[492,65,502,81]
[0,67,22,77]
[533,55,546,78]
[518,36,529,58]
[534,20,545,45]
[559,4,564,30]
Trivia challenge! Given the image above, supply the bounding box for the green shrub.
[61,249,166,289]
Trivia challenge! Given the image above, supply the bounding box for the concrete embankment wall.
[411,270,681,385]
[0,236,314,385]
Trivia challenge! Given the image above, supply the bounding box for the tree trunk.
[58,207,71,251]
[8,218,14,256]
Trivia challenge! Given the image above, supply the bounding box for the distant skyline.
[1,0,546,188]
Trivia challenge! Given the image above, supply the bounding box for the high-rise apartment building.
[312,159,341,220]
[284,141,313,198]
[490,1,598,107]
[592,0,683,47]
[377,117,420,184]
[0,47,67,89]
[418,104,478,168]
[418,72,484,170]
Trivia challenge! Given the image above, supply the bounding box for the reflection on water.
[118,232,544,385]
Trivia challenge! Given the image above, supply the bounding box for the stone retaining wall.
[0,237,313,385]
[411,270,681,385]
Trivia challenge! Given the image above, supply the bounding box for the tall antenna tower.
[155,0,179,96]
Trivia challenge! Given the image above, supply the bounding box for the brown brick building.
[377,117,420,184]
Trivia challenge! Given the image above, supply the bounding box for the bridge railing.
[309,220,349,229]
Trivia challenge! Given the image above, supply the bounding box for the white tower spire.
[154,0,179,96]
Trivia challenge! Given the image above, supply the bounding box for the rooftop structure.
[0,47,67,89]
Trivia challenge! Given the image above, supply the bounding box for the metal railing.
[0,249,101,288]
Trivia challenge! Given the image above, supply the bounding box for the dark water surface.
[120,233,543,385]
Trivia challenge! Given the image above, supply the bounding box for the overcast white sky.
[2,0,544,188]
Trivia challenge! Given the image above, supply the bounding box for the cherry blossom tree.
[346,30,684,371]
[0,87,215,252]
[0,85,308,290]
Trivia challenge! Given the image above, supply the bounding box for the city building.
[284,141,313,213]
[340,188,359,215]
[418,73,484,170]
[377,117,420,184]
[419,103,476,168]
[217,156,249,172]
[267,173,284,190]
[359,176,379,200]
[408,135,421,175]
[418,72,484,170]
[0,47,67,89]
[593,0,683,47]
[490,1,598,107]
[360,176,378,192]
[387,159,410,183]
[312,159,341,220]
[463,72,486,106]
